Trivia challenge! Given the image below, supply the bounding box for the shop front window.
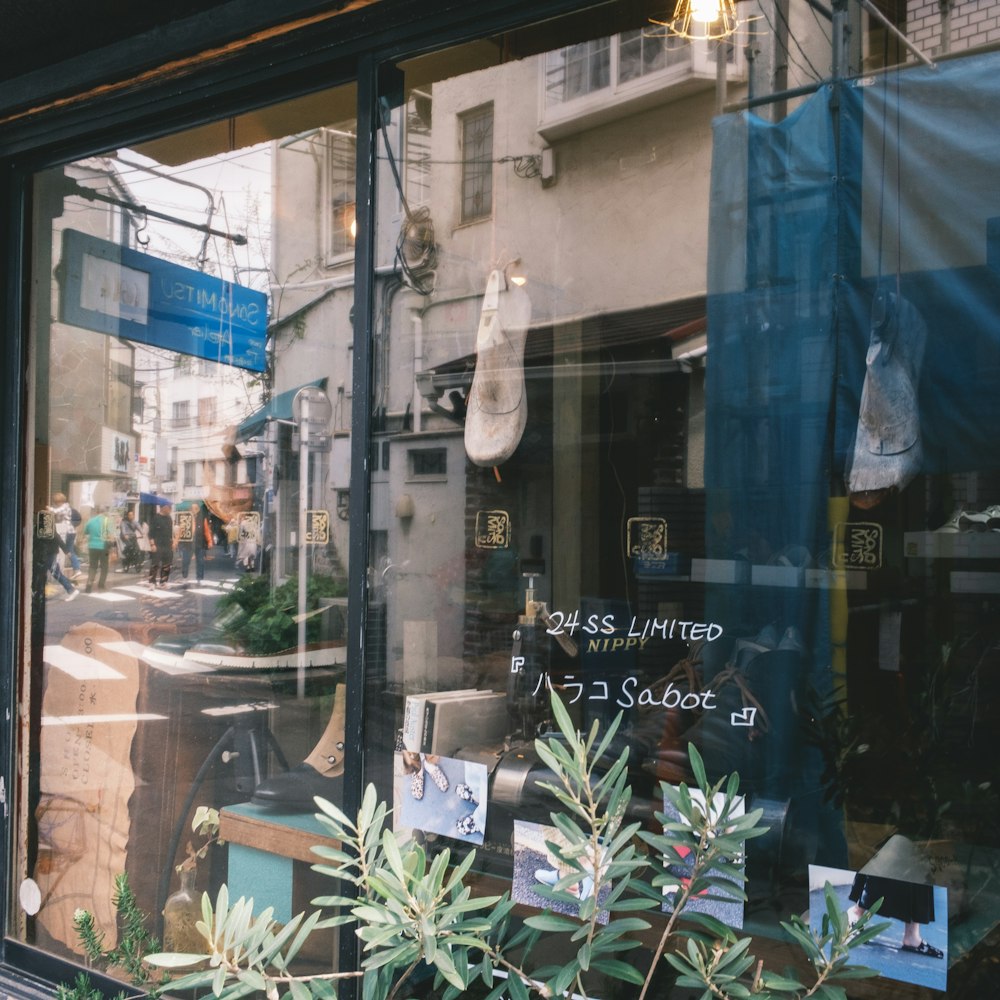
[14,83,357,975]
[365,3,1000,998]
[9,0,1000,996]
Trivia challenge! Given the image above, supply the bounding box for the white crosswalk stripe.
[42,712,168,726]
[43,644,126,680]
[116,585,182,598]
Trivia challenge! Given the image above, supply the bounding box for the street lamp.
[292,385,332,695]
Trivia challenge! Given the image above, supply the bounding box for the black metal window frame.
[0,0,597,991]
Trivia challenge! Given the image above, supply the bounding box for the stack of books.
[401,688,508,756]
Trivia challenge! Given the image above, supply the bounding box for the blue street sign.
[59,229,267,372]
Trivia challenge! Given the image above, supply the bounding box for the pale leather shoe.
[464,269,532,467]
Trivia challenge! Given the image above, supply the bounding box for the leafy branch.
[75,874,160,986]
[144,691,888,1000]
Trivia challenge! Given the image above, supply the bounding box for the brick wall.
[908,0,1000,56]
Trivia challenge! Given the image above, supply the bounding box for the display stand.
[154,714,289,937]
[220,802,341,924]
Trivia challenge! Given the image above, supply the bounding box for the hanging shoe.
[464,269,532,467]
[846,290,927,500]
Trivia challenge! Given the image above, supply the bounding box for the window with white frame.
[540,29,742,138]
[544,37,611,104]
[325,123,357,262]
[460,104,493,223]
[198,397,217,427]
[405,91,432,208]
[617,27,691,83]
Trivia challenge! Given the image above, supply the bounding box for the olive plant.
[145,693,886,1000]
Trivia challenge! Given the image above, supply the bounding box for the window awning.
[139,491,171,506]
[235,378,328,442]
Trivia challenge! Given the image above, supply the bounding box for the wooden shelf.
[221,801,340,865]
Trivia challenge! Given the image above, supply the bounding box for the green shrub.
[215,574,347,654]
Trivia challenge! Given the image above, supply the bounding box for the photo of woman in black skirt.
[848,873,944,958]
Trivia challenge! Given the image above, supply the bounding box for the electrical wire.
[756,1,824,83]
[772,0,825,81]
[378,100,437,295]
[601,350,634,605]
[807,1,833,48]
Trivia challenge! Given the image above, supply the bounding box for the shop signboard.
[59,229,267,372]
[101,427,135,475]
[305,510,330,544]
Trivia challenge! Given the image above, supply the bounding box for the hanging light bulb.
[690,0,724,21]
[652,0,742,40]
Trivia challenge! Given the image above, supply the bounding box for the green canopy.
[235,378,327,442]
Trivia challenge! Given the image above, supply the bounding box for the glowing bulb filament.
[690,0,721,22]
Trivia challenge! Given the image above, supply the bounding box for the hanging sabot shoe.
[847,289,927,503]
[464,268,532,467]
[252,686,346,811]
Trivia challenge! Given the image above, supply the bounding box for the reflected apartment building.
[266,27,736,695]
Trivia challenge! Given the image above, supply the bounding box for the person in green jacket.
[83,506,113,592]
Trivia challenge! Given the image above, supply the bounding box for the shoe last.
[251,762,343,811]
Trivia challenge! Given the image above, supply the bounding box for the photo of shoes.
[810,865,948,992]
[455,813,480,837]
[396,753,488,845]
[513,820,610,925]
[424,759,449,792]
[901,941,944,958]
[534,868,559,886]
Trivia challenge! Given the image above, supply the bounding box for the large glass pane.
[10,0,1000,995]
[15,84,357,976]
[366,3,1000,998]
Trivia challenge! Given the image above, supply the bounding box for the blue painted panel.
[228,843,294,924]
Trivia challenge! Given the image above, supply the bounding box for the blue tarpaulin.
[702,50,1000,857]
[707,49,1000,635]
